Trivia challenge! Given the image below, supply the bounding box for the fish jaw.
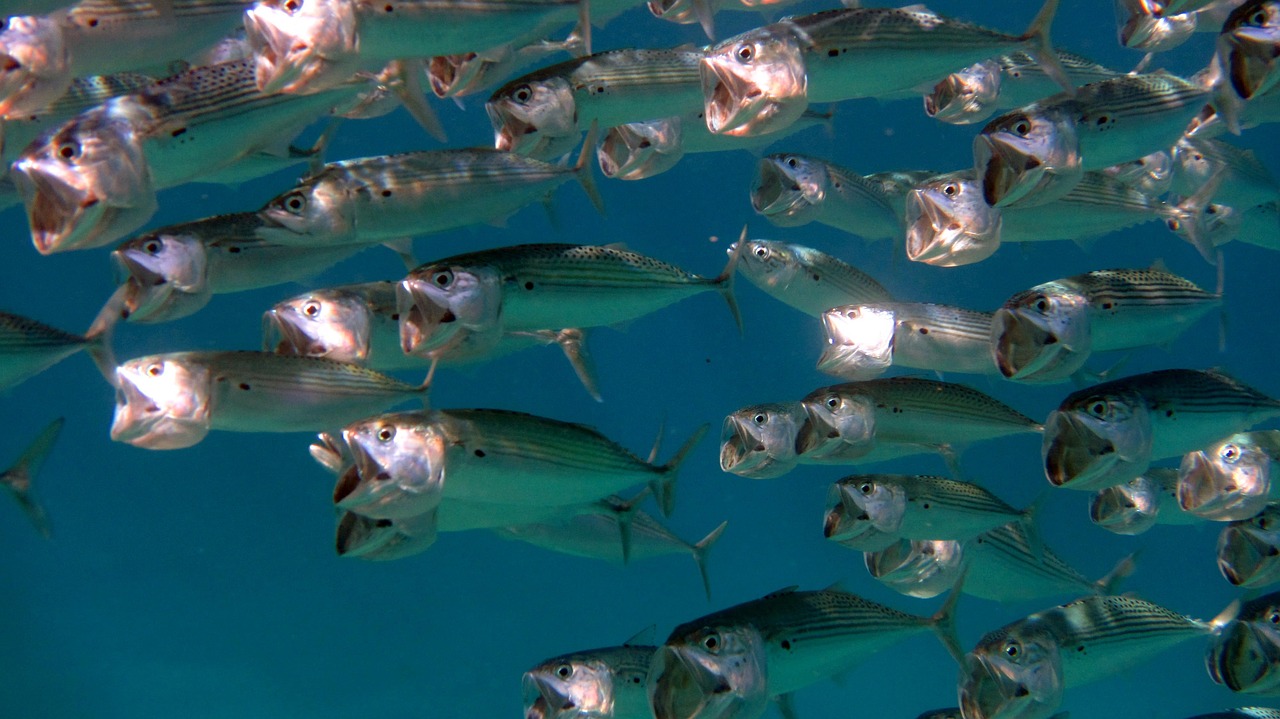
[243,0,360,95]
[264,292,373,363]
[1222,2,1280,100]
[1178,438,1272,521]
[749,154,826,226]
[334,510,399,557]
[112,233,211,323]
[1117,5,1198,53]
[989,306,1089,384]
[821,481,879,544]
[957,645,1065,719]
[109,358,212,450]
[427,53,481,99]
[597,118,683,181]
[904,180,1001,267]
[817,305,896,380]
[0,15,71,119]
[975,107,1081,208]
[1042,402,1153,490]
[521,663,614,719]
[924,60,1002,126]
[485,77,577,157]
[256,179,357,245]
[1217,509,1280,587]
[1088,475,1160,535]
[700,28,808,137]
[647,631,769,719]
[718,408,797,479]
[1206,615,1280,694]
[864,538,964,599]
[334,414,446,520]
[396,265,502,357]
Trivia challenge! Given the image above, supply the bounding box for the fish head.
[1171,137,1219,196]
[647,625,770,719]
[427,53,487,99]
[836,475,907,534]
[486,76,578,157]
[1206,593,1280,694]
[975,105,1082,208]
[11,101,156,254]
[904,174,1002,266]
[522,657,617,719]
[1116,0,1198,52]
[111,230,211,323]
[110,356,212,450]
[1043,391,1154,490]
[821,482,899,551]
[796,388,877,460]
[264,288,374,363]
[700,26,809,137]
[731,239,809,295]
[719,402,802,478]
[0,15,71,119]
[597,117,684,180]
[924,60,1002,125]
[396,263,503,357]
[749,154,826,226]
[1166,199,1241,248]
[646,0,700,25]
[817,304,896,380]
[334,412,447,520]
[257,174,356,243]
[243,0,360,94]
[1101,150,1173,197]
[990,283,1092,382]
[1088,474,1161,534]
[1220,0,1280,100]
[959,624,1065,719]
[864,538,965,599]
[1179,432,1277,521]
[1217,504,1280,587]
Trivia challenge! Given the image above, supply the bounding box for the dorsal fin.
[623,625,657,646]
[763,585,801,599]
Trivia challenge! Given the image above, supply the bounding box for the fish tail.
[1019,0,1074,96]
[929,572,966,665]
[3,417,64,539]
[715,227,747,335]
[84,285,128,388]
[653,423,710,517]
[1095,550,1140,594]
[574,120,606,216]
[691,520,728,600]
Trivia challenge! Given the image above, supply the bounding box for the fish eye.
[701,633,720,652]
[376,425,395,442]
[56,141,80,160]
[1268,610,1280,624]
[513,85,532,103]
[858,481,874,495]
[1004,640,1020,658]
[1013,118,1031,136]
[555,664,573,679]
[943,183,958,196]
[753,246,769,259]
[1206,205,1218,215]
[753,413,766,424]
[825,395,840,410]
[282,0,303,12]
[1166,218,1181,231]
[431,269,454,288]
[1087,400,1108,418]
[1251,10,1267,25]
[1032,294,1050,312]
[281,192,307,214]
[145,363,163,377]
[143,239,161,254]
[786,156,799,168]
[302,300,322,318]
[736,44,753,62]
[1221,443,1240,461]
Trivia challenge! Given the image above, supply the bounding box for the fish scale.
[826,378,1041,432]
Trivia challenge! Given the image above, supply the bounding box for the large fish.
[523,637,656,719]
[646,585,961,719]
[1042,369,1280,490]
[718,401,805,479]
[731,239,892,317]
[817,303,996,380]
[1207,590,1280,696]
[1179,431,1280,521]
[925,50,1119,126]
[0,71,159,164]
[990,269,1221,383]
[1089,468,1201,534]
[1218,502,1280,587]
[109,351,430,449]
[749,153,904,242]
[1,416,62,538]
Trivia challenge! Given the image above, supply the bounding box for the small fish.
[2,416,62,538]
[1114,0,1201,53]
[1207,590,1280,696]
[1171,200,1280,251]
[1089,468,1201,534]
[109,351,430,450]
[1179,431,1280,521]
[1042,369,1280,491]
[749,153,904,242]
[826,474,1035,543]
[991,269,1221,383]
[523,638,656,719]
[426,34,582,100]
[959,595,1231,719]
[647,585,961,719]
[863,538,966,598]
[0,307,115,390]
[1218,0,1280,100]
[1171,136,1280,210]
[718,402,805,479]
[1099,150,1174,197]
[732,239,892,317]
[818,302,996,380]
[925,50,1119,125]
[1218,502,1280,587]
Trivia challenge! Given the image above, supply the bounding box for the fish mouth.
[958,653,1047,719]
[990,308,1063,381]
[794,404,839,458]
[11,158,106,255]
[332,435,386,511]
[427,54,474,98]
[975,133,1047,208]
[486,101,542,155]
[597,123,662,180]
[821,483,871,543]
[521,674,573,719]
[1218,523,1280,587]
[1175,450,1266,520]
[923,74,964,120]
[816,306,895,380]
[110,250,171,321]
[648,645,730,719]
[749,159,809,221]
[395,278,455,357]
[262,308,327,357]
[718,415,791,479]
[108,371,209,450]
[1206,620,1280,693]
[903,187,995,267]
[1088,482,1156,535]
[1042,411,1120,489]
[243,6,320,94]
[1225,29,1280,100]
[647,0,695,22]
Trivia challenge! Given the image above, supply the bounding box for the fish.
[817,302,997,380]
[0,71,160,164]
[426,34,582,100]
[646,585,961,719]
[1218,502,1280,587]
[1171,136,1280,210]
[1171,199,1280,251]
[825,473,1035,543]
[731,239,892,318]
[1089,468,1201,534]
[975,71,1211,208]
[1207,589,1280,696]
[698,0,1067,137]
[863,538,966,598]
[718,402,805,479]
[990,269,1221,383]
[0,307,115,390]
[486,47,705,159]
[1179,711,1280,719]
[925,50,1119,125]
[331,409,706,522]
[1042,369,1280,491]
[1179,431,1280,521]
[1114,0,1201,53]
[1218,0,1280,100]
[333,510,438,560]
[523,637,656,719]
[1,416,62,538]
[749,153,904,242]
[112,212,364,324]
[396,241,741,358]
[959,595,1232,719]
[1099,150,1174,197]
[109,350,430,449]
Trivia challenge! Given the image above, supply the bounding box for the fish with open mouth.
[731,239,891,317]
[1179,431,1280,521]
[0,71,160,165]
[1,416,63,538]
[1112,0,1224,54]
[426,34,582,101]
[817,302,997,380]
[826,473,1037,544]
[1172,135,1280,210]
[990,268,1221,383]
[1216,0,1280,101]
[699,0,1069,137]
[1207,589,1280,696]
[1089,468,1201,534]
[959,594,1234,719]
[749,153,904,242]
[523,636,656,719]
[109,350,430,450]
[646,0,807,40]
[1042,369,1280,491]
[1218,502,1280,587]
[925,49,1119,126]
[646,585,961,719]
[718,402,806,479]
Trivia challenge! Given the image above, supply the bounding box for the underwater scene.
[1,0,1279,717]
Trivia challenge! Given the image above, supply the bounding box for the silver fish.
[1089,468,1201,534]
[109,350,429,450]
[749,153,903,242]
[925,50,1119,125]
[1099,150,1174,197]
[718,402,804,479]
[826,473,1033,542]
[334,510,437,560]
[647,586,960,719]
[523,640,655,719]
[1218,502,1280,587]
[0,307,114,390]
[991,269,1221,383]
[1180,431,1280,521]
[1114,0,1201,52]
[1,416,62,538]
[1208,590,1280,696]
[426,34,582,100]
[1218,0,1280,100]
[0,71,159,163]
[1042,369,1280,490]
[1171,136,1280,210]
[863,538,966,598]
[817,302,996,380]
[731,239,891,318]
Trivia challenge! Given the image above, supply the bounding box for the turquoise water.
[1,2,1277,717]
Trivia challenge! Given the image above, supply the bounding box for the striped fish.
[1218,502,1280,587]
[750,154,904,242]
[1179,430,1280,521]
[732,239,893,317]
[486,48,705,159]
[1207,590,1280,696]
[926,49,1120,125]
[1180,711,1280,719]
[960,595,1232,719]
[1043,369,1280,490]
[1172,136,1280,210]
[647,586,961,719]
[109,350,430,450]
[1,71,158,163]
[524,640,656,719]
[719,402,805,479]
[818,302,996,380]
[992,269,1221,383]
[426,34,582,100]
[1,416,63,539]
[0,308,114,390]
[1089,468,1202,535]
[827,473,1032,542]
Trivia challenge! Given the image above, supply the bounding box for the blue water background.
[1,1,1277,717]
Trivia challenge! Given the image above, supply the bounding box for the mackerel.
[818,302,996,380]
[732,239,892,317]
